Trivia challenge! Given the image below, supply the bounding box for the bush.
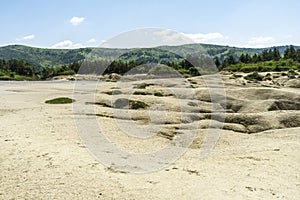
[0,75,14,80]
[113,98,148,109]
[45,97,75,104]
[129,100,148,109]
[244,72,263,81]
[104,90,122,95]
[133,91,150,95]
[231,74,243,79]
[135,83,154,89]
[154,92,163,97]
[288,70,298,76]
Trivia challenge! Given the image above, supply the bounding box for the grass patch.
[187,79,197,84]
[45,97,75,104]
[129,100,148,109]
[0,75,35,81]
[133,91,151,95]
[105,79,117,82]
[223,59,300,72]
[153,92,173,97]
[134,83,154,89]
[67,77,75,81]
[154,92,163,97]
[0,75,14,80]
[103,90,122,95]
[86,102,111,107]
[244,72,263,81]
[113,98,148,109]
[87,113,114,118]
[288,70,298,78]
[230,74,243,79]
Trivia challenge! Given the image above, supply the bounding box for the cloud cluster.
[51,40,82,49]
[182,32,225,43]
[70,16,85,26]
[87,38,97,43]
[16,34,35,41]
[246,36,274,47]
[51,38,100,49]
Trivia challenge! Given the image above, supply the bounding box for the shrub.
[113,98,148,109]
[154,92,163,97]
[45,97,75,104]
[231,74,243,79]
[133,91,150,95]
[129,100,148,109]
[0,75,14,80]
[288,70,298,76]
[188,79,197,84]
[135,83,154,89]
[103,90,122,95]
[244,72,263,81]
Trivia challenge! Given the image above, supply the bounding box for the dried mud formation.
[91,75,300,146]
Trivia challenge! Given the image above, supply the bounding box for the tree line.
[0,59,82,80]
[217,46,300,69]
[1,46,299,80]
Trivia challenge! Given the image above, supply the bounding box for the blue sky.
[1,0,299,48]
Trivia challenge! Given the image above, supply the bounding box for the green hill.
[1,44,299,71]
[0,45,91,71]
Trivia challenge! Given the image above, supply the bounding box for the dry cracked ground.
[0,73,300,199]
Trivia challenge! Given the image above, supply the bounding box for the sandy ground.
[0,75,300,199]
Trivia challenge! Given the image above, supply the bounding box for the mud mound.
[279,114,300,128]
[268,101,300,111]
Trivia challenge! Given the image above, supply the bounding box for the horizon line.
[0,43,299,50]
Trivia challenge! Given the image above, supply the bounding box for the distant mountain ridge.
[0,44,299,71]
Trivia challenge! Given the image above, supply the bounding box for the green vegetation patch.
[187,79,197,84]
[113,98,148,109]
[45,97,75,104]
[129,99,148,109]
[86,101,111,107]
[86,113,114,118]
[103,90,122,95]
[230,74,243,79]
[133,91,151,95]
[134,83,154,89]
[154,92,164,97]
[223,59,300,73]
[244,72,263,81]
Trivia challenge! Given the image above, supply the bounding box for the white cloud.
[245,36,276,48]
[87,38,97,43]
[70,16,85,26]
[51,40,83,49]
[248,36,274,45]
[16,34,35,41]
[182,32,225,43]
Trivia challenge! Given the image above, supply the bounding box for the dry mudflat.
[0,74,300,199]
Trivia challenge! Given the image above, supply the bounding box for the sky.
[1,0,299,48]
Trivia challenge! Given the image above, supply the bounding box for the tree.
[284,46,296,60]
[273,48,281,61]
[227,55,237,65]
[295,49,300,63]
[245,54,251,63]
[214,57,221,68]
[239,54,246,63]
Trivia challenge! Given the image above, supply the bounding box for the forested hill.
[1,44,299,71]
[0,45,92,71]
